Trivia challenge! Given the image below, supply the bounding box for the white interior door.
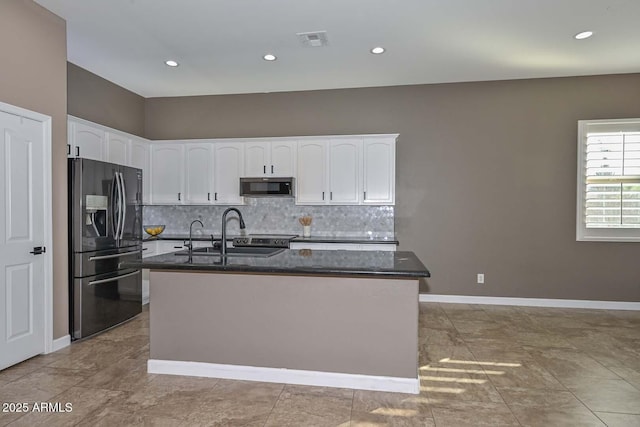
[0,110,46,370]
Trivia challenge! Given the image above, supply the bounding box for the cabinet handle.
[76,146,80,157]
[178,192,181,201]
[330,191,333,200]
[208,192,210,201]
[215,192,218,201]
[67,144,70,155]
[322,191,325,200]
[364,191,367,200]
[271,165,274,174]
[263,165,266,174]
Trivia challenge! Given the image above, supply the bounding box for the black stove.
[232,234,298,248]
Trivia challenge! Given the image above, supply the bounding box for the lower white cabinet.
[289,242,396,251]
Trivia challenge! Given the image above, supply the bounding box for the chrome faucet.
[187,219,204,255]
[221,208,245,257]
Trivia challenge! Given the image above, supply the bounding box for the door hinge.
[30,246,46,255]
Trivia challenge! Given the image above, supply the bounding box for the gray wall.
[68,63,145,137]
[0,0,68,338]
[145,74,640,302]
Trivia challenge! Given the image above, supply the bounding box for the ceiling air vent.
[297,31,329,48]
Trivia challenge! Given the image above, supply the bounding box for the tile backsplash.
[143,198,394,237]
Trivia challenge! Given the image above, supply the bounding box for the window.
[577,119,640,241]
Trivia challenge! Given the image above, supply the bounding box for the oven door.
[72,269,142,340]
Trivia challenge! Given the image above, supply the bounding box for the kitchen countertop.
[144,234,398,245]
[123,249,429,278]
[292,235,398,245]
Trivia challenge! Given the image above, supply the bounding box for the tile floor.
[1,303,639,426]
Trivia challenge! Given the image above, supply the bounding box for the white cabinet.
[296,135,396,206]
[149,141,244,205]
[150,143,184,204]
[68,120,105,161]
[363,137,396,205]
[213,143,244,204]
[296,140,328,204]
[130,138,151,204]
[105,131,129,165]
[245,140,296,177]
[184,143,215,204]
[329,138,362,204]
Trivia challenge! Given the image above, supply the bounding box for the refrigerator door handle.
[111,174,119,239]
[119,172,127,240]
[89,250,140,261]
[88,270,140,286]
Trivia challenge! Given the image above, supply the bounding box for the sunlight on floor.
[439,357,522,367]
[371,408,419,417]
[420,366,505,375]
[421,375,487,384]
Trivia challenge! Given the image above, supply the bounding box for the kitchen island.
[123,249,430,394]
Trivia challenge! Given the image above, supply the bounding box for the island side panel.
[149,271,418,379]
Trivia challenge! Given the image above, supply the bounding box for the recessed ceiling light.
[574,31,593,40]
[263,54,277,61]
[165,60,179,67]
[370,47,385,55]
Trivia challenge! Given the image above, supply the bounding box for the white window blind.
[577,119,640,241]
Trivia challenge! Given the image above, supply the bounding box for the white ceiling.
[35,0,640,98]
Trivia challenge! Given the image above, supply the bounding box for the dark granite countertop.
[145,234,398,245]
[123,249,429,278]
[143,234,234,242]
[292,236,398,245]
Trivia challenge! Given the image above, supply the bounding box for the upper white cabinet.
[149,140,244,205]
[329,138,362,205]
[296,135,396,206]
[150,143,184,204]
[67,117,396,207]
[105,131,129,165]
[213,143,244,204]
[184,143,215,204]
[68,120,105,161]
[244,140,296,177]
[363,137,396,205]
[130,138,151,204]
[296,140,328,204]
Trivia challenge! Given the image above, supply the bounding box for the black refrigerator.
[68,158,143,340]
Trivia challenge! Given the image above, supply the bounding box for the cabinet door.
[244,141,269,176]
[214,143,244,204]
[150,144,184,204]
[72,121,105,160]
[105,131,129,165]
[296,140,327,204]
[329,138,362,204]
[130,139,150,204]
[363,138,395,205]
[184,143,214,204]
[270,140,296,177]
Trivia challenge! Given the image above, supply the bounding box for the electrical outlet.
[477,273,485,284]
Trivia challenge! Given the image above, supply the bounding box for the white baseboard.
[50,335,70,353]
[148,359,419,394]
[419,294,640,311]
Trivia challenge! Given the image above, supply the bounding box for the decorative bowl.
[144,224,165,236]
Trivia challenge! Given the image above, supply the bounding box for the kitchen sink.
[175,246,285,258]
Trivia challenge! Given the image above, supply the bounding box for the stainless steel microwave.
[240,177,295,197]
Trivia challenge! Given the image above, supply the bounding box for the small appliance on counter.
[68,158,143,340]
